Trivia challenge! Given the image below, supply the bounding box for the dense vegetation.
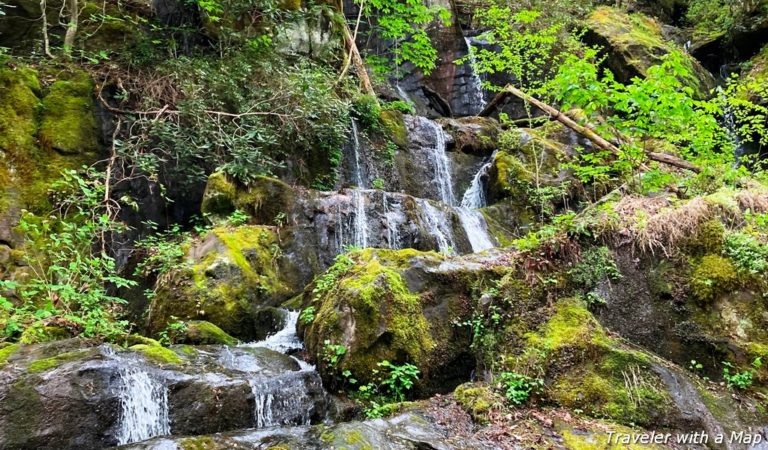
[2,0,768,445]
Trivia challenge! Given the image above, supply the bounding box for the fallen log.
[489,84,701,173]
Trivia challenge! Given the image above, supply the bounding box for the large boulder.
[0,339,327,449]
[299,248,505,395]
[147,225,302,340]
[586,7,715,98]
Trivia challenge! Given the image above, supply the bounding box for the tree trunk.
[62,0,78,55]
[337,0,375,97]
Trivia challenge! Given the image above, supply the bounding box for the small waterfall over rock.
[115,364,171,445]
[460,153,495,209]
[418,198,456,254]
[245,310,303,354]
[352,189,368,248]
[349,119,366,187]
[456,208,494,252]
[424,119,457,205]
[463,36,487,115]
[382,193,401,249]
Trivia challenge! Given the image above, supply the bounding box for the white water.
[463,36,487,114]
[115,366,171,445]
[460,154,495,209]
[383,193,401,249]
[352,190,368,248]
[349,119,365,187]
[418,199,456,254]
[248,372,314,428]
[425,120,457,205]
[456,207,494,252]
[245,310,303,354]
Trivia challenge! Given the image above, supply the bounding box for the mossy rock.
[585,7,714,98]
[130,343,183,365]
[689,254,738,302]
[200,174,296,225]
[0,343,20,366]
[380,109,408,149]
[453,382,500,424]
[39,69,100,156]
[19,325,72,344]
[438,116,502,154]
[26,349,90,373]
[305,249,435,388]
[181,320,238,345]
[149,225,294,340]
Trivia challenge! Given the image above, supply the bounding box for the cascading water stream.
[349,119,365,188]
[456,208,494,252]
[115,362,171,445]
[425,120,457,206]
[460,152,495,209]
[244,310,303,354]
[352,189,368,248]
[463,36,487,115]
[418,199,456,254]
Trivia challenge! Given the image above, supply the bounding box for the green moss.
[380,109,408,148]
[26,350,89,373]
[19,325,71,344]
[179,436,217,450]
[453,383,499,424]
[130,344,183,365]
[308,249,435,386]
[0,343,20,366]
[201,171,238,218]
[39,69,99,155]
[183,320,238,345]
[690,254,738,302]
[525,298,611,351]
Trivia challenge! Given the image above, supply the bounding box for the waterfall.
[349,119,366,188]
[115,366,171,445]
[463,36,487,115]
[248,372,316,428]
[456,208,494,252]
[460,153,495,209]
[425,120,456,205]
[418,199,456,254]
[352,190,368,248]
[383,193,401,249]
[245,310,303,354]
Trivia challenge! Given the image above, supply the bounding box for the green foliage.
[299,306,316,325]
[686,0,766,41]
[356,360,420,417]
[722,358,762,390]
[227,209,250,226]
[134,223,191,279]
[322,340,347,368]
[498,371,543,405]
[569,246,621,305]
[120,53,351,189]
[723,232,768,274]
[465,2,589,92]
[312,253,354,303]
[547,49,734,186]
[0,169,135,342]
[383,100,415,114]
[351,95,382,130]
[358,0,451,75]
[371,178,385,189]
[157,316,189,345]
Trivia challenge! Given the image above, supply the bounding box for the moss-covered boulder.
[586,7,715,98]
[39,70,100,155]
[148,225,299,340]
[438,116,501,155]
[179,320,238,346]
[301,248,507,395]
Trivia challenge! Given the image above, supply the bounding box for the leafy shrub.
[384,100,415,114]
[0,170,136,341]
[498,371,543,405]
[723,232,768,274]
[352,95,382,130]
[722,358,762,390]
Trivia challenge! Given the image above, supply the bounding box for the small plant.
[384,100,415,114]
[274,211,288,228]
[377,360,420,402]
[372,178,386,189]
[723,232,768,275]
[227,209,250,226]
[351,95,382,130]
[299,306,316,325]
[689,359,704,372]
[498,371,543,405]
[312,253,354,302]
[722,358,762,390]
[322,340,347,368]
[157,317,188,345]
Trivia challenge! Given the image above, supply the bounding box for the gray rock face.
[118,410,493,449]
[0,339,327,449]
